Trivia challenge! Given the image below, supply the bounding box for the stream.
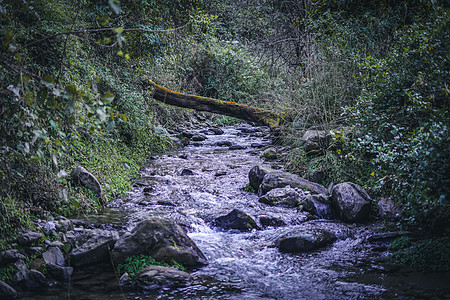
[26,123,450,299]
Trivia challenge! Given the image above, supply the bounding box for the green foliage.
[388,236,411,251]
[116,254,186,277]
[390,237,450,272]
[0,264,18,283]
[243,183,256,193]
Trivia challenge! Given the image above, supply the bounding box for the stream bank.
[4,123,450,299]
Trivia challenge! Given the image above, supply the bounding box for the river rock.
[111,217,207,267]
[213,209,259,232]
[132,266,190,290]
[259,216,286,228]
[18,231,43,246]
[331,182,371,222]
[43,221,56,235]
[248,165,275,191]
[259,186,300,207]
[0,280,18,299]
[0,250,25,266]
[216,141,232,147]
[70,229,119,266]
[259,171,327,196]
[47,264,73,282]
[299,194,333,219]
[301,129,331,155]
[209,128,224,135]
[180,169,195,176]
[228,145,246,150]
[71,166,103,200]
[277,229,337,253]
[14,269,49,291]
[191,134,206,141]
[260,148,278,160]
[42,247,65,267]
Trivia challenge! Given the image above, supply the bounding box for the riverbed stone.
[71,166,103,200]
[14,269,49,291]
[331,182,371,223]
[216,141,232,147]
[18,231,43,246]
[132,266,190,290]
[181,169,195,176]
[191,134,207,141]
[111,217,207,267]
[248,165,275,191]
[0,280,18,299]
[46,264,73,282]
[259,186,300,207]
[70,229,119,267]
[260,148,278,160]
[42,247,65,267]
[259,216,286,228]
[299,194,333,219]
[259,171,327,196]
[277,229,337,253]
[213,209,259,232]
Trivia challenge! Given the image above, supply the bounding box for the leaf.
[118,113,127,121]
[125,53,130,60]
[41,75,55,88]
[25,92,34,105]
[101,92,115,104]
[66,84,77,95]
[96,107,107,122]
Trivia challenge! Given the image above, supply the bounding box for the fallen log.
[147,79,283,127]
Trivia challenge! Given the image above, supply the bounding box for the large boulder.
[42,247,65,267]
[14,270,49,291]
[111,218,206,267]
[331,182,371,222]
[259,171,327,196]
[213,209,259,232]
[71,166,103,201]
[130,266,191,290]
[259,186,300,207]
[299,194,333,219]
[277,229,336,253]
[70,229,119,267]
[248,165,275,191]
[0,280,18,299]
[301,129,331,155]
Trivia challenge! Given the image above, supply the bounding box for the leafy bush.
[116,254,186,277]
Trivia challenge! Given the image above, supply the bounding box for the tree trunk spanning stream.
[148,79,283,127]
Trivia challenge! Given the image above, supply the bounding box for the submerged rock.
[213,209,259,232]
[131,266,191,290]
[191,134,207,141]
[331,182,371,223]
[111,217,207,267]
[0,279,18,298]
[14,269,49,291]
[180,169,195,176]
[71,166,103,201]
[259,186,300,207]
[259,171,327,196]
[259,216,286,228]
[277,229,337,253]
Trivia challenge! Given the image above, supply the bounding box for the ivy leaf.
[41,75,55,88]
[101,92,115,104]
[66,84,77,95]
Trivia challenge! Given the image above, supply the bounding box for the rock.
[307,169,327,184]
[55,217,73,232]
[111,217,207,267]
[248,165,275,191]
[216,141,232,147]
[42,247,65,267]
[70,229,119,267]
[259,216,286,228]
[260,148,278,160]
[378,197,403,221]
[301,129,331,155]
[191,134,206,141]
[0,280,18,299]
[180,169,195,176]
[0,250,25,266]
[209,128,224,135]
[43,221,56,235]
[331,182,371,223]
[259,186,300,207]
[46,264,73,282]
[71,166,103,200]
[143,186,154,193]
[119,273,131,286]
[213,209,259,232]
[228,145,246,150]
[251,143,265,148]
[18,231,43,246]
[277,229,337,253]
[299,194,333,219]
[259,171,327,196]
[180,131,194,139]
[15,270,49,291]
[214,171,227,177]
[133,266,190,290]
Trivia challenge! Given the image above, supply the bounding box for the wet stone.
[216,141,233,147]
[181,169,195,176]
[259,216,286,228]
[228,145,246,150]
[213,209,259,232]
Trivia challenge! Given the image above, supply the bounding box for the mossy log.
[148,79,283,127]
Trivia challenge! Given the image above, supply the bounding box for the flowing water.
[25,124,450,299]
